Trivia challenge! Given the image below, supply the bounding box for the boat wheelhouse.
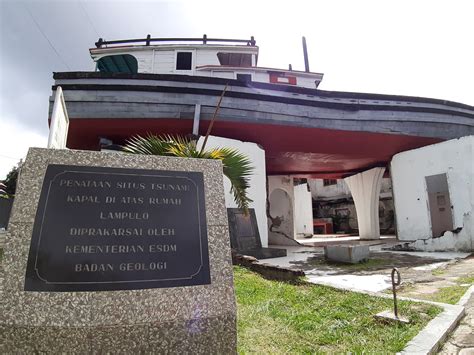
[91,35,323,89]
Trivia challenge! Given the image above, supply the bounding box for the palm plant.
[123,134,254,213]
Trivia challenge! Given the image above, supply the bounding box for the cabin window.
[323,179,337,186]
[217,52,252,67]
[176,52,193,70]
[97,54,138,74]
[236,74,252,83]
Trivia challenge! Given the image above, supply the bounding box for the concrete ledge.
[399,286,474,355]
[399,303,464,355]
[233,253,305,282]
[457,285,474,307]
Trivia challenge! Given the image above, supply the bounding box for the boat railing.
[95,34,256,48]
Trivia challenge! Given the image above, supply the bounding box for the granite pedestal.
[0,148,236,353]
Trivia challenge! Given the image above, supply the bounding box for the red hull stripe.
[66,118,441,179]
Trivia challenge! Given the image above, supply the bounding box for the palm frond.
[123,134,254,213]
[219,147,254,213]
[123,134,174,156]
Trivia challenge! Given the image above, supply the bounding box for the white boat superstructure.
[90,35,324,89]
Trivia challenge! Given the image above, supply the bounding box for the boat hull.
[51,72,474,178]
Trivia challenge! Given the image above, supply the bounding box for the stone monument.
[227,208,287,259]
[1,148,236,353]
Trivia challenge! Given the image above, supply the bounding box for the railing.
[95,34,256,48]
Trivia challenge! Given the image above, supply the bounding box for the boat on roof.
[49,35,474,178]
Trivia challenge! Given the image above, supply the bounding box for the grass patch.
[304,256,387,271]
[421,274,474,304]
[334,258,386,270]
[431,268,445,276]
[424,285,470,304]
[458,275,474,284]
[234,266,441,353]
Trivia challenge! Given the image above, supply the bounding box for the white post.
[344,167,385,239]
[47,86,69,149]
[192,104,201,135]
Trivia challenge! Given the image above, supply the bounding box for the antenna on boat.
[302,36,310,72]
[199,84,229,154]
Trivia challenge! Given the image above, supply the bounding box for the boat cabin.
[90,35,324,89]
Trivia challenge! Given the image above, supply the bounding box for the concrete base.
[236,247,287,259]
[375,310,410,324]
[324,244,370,264]
[1,148,237,353]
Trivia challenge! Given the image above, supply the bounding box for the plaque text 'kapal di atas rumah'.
[24,164,210,291]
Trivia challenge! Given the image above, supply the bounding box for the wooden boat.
[50,35,474,178]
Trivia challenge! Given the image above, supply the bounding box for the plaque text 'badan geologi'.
[25,164,210,292]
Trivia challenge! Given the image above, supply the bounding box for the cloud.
[0,118,47,180]
[0,0,472,183]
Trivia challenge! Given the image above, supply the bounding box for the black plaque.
[227,208,287,259]
[24,164,210,292]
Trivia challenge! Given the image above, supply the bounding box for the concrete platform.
[261,239,470,293]
[324,244,370,264]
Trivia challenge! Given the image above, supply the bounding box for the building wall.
[309,178,392,200]
[309,179,348,199]
[313,198,395,234]
[294,183,314,236]
[197,136,268,247]
[267,176,295,244]
[391,136,473,251]
[267,176,314,243]
[309,178,395,234]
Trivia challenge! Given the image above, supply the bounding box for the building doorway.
[425,173,454,237]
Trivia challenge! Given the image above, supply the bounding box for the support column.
[344,167,385,239]
[192,104,201,135]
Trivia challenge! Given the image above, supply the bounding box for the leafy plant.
[1,165,19,198]
[123,134,253,213]
[0,182,7,198]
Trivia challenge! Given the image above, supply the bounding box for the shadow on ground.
[289,251,450,276]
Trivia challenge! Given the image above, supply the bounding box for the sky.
[0,0,473,179]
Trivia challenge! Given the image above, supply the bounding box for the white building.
[391,136,473,251]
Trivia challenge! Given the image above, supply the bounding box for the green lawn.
[421,274,474,305]
[234,266,441,354]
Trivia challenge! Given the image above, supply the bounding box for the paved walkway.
[396,256,474,301]
[260,244,470,293]
[439,293,474,354]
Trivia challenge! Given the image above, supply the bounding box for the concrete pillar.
[344,167,385,239]
[197,135,268,246]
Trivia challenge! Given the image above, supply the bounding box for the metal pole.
[391,268,401,318]
[199,84,229,154]
[302,36,310,72]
